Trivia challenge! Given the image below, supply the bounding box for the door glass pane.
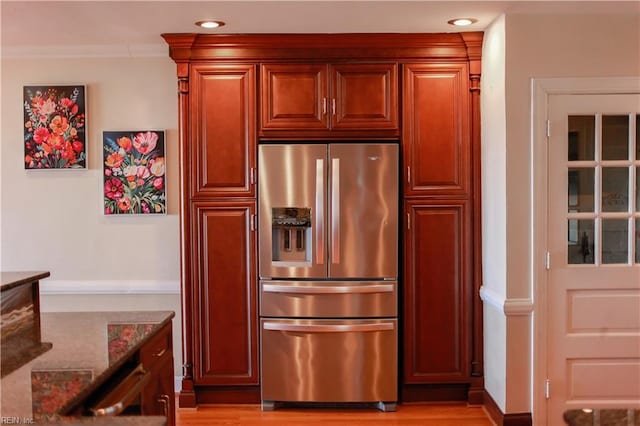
[602,219,628,264]
[568,168,594,212]
[636,218,640,264]
[602,115,629,160]
[637,167,640,212]
[636,115,639,160]
[602,168,629,212]
[568,116,595,161]
[568,219,594,264]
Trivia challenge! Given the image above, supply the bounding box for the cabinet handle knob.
[153,348,167,358]
[332,98,336,115]
[157,394,171,417]
[322,97,327,115]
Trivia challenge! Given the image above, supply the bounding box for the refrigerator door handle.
[263,322,395,333]
[331,157,340,265]
[262,283,394,294]
[315,158,324,265]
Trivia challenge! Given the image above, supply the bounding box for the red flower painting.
[103,130,166,215]
[23,85,86,169]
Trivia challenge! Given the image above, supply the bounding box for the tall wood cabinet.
[162,33,483,406]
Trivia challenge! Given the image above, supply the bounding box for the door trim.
[531,77,640,425]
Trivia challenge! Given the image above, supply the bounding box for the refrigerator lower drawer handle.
[262,284,394,294]
[263,322,395,333]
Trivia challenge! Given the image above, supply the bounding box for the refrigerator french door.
[258,143,398,411]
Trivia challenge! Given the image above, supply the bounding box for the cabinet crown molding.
[162,33,482,62]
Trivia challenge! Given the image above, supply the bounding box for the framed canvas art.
[23,85,87,169]
[103,130,166,215]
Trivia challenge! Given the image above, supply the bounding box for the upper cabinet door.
[191,64,256,198]
[260,63,399,137]
[330,63,398,131]
[403,63,470,197]
[260,64,329,131]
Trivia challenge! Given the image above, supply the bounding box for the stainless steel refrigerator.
[258,143,398,411]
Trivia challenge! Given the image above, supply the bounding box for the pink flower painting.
[103,130,166,215]
[23,85,86,169]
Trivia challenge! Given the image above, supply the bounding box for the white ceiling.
[2,1,638,54]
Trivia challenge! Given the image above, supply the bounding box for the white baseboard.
[40,280,180,295]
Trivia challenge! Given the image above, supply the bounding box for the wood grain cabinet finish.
[403,200,472,384]
[162,32,483,406]
[191,202,258,386]
[190,64,256,198]
[260,63,398,137]
[403,63,470,197]
[141,323,176,425]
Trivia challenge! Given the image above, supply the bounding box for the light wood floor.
[176,403,495,425]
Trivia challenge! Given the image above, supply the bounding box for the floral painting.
[103,130,166,215]
[23,85,86,169]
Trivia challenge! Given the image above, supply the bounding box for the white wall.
[480,13,508,412]
[482,11,640,418]
[0,55,182,377]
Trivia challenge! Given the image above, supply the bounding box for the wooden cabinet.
[141,322,176,425]
[190,64,256,198]
[260,63,398,137]
[191,202,258,386]
[401,56,483,403]
[162,32,482,406]
[402,63,470,197]
[403,200,471,384]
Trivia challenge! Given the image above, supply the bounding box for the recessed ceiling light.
[447,18,478,27]
[195,20,225,29]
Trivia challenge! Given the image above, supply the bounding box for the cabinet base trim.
[401,383,469,402]
[194,386,261,405]
[483,390,532,426]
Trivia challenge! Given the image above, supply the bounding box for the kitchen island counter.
[1,310,174,424]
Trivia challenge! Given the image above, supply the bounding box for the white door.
[547,95,640,425]
[547,94,640,424]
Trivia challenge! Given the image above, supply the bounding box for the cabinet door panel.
[403,200,471,383]
[191,64,256,197]
[403,64,470,196]
[192,202,258,385]
[331,63,398,131]
[261,64,328,130]
[142,351,175,426]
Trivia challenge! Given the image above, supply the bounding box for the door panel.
[403,200,471,383]
[402,63,470,196]
[258,144,328,279]
[328,143,398,279]
[548,94,640,424]
[331,63,399,131]
[260,64,328,130]
[261,318,397,403]
[190,64,256,197]
[192,202,258,385]
[260,280,397,318]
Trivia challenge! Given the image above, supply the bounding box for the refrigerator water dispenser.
[271,207,311,263]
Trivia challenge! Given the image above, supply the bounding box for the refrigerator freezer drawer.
[260,318,397,403]
[260,280,397,318]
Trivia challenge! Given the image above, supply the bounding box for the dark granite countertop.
[1,310,174,424]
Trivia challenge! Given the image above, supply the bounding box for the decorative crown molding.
[1,43,167,59]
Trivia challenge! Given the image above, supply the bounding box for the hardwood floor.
[176,403,495,425]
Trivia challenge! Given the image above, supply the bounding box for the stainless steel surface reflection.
[258,143,399,411]
[260,319,397,403]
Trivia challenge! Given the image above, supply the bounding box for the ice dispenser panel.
[272,207,311,263]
